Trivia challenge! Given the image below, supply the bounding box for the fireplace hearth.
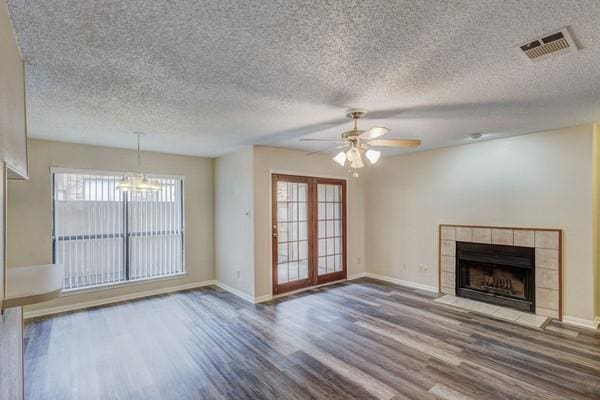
[456,241,535,312]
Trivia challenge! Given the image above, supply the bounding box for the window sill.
[61,272,189,296]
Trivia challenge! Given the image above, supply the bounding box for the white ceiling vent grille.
[518,28,577,63]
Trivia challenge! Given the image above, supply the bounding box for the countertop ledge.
[2,264,62,309]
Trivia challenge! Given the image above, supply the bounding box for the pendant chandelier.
[116,133,160,192]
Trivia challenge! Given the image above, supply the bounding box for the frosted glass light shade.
[333,151,347,166]
[346,147,361,162]
[350,156,364,169]
[136,176,161,192]
[117,175,160,192]
[116,176,132,192]
[365,149,381,164]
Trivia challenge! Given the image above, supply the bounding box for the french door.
[272,174,346,295]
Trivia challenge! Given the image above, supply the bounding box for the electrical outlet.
[357,257,361,265]
[236,270,241,279]
[402,263,407,270]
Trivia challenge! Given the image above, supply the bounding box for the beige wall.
[253,145,366,298]
[0,0,27,178]
[595,124,600,321]
[7,139,214,312]
[365,125,596,321]
[214,146,255,297]
[1,1,26,397]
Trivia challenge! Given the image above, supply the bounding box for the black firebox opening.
[456,241,535,313]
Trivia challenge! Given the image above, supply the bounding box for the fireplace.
[456,241,535,312]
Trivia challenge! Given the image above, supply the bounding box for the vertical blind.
[53,170,184,291]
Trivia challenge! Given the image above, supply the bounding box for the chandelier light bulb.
[116,133,161,192]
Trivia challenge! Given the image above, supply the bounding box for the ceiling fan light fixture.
[346,147,361,162]
[333,151,347,166]
[304,109,421,176]
[350,156,364,169]
[365,149,381,164]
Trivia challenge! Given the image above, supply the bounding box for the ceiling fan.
[301,110,421,177]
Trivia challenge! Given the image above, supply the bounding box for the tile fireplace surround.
[439,225,562,320]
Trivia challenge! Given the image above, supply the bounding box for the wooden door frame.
[271,173,347,295]
[271,174,313,295]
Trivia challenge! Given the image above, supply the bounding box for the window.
[52,169,184,291]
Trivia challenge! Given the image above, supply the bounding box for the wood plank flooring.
[24,278,600,400]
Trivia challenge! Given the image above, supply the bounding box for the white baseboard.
[254,294,273,303]
[23,273,437,319]
[24,280,217,319]
[218,275,368,304]
[348,272,368,280]
[214,281,256,303]
[361,272,438,293]
[562,315,600,330]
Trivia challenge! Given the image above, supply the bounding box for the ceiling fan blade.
[300,138,346,143]
[358,126,389,140]
[306,143,348,156]
[369,139,421,148]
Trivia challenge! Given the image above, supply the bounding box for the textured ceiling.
[6,0,600,157]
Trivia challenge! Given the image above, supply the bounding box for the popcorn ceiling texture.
[6,0,600,156]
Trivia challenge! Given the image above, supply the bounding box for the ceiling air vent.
[517,28,577,63]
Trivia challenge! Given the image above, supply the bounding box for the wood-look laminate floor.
[24,279,600,400]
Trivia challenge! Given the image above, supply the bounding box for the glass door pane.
[317,183,343,276]
[275,180,309,286]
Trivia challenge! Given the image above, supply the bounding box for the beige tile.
[516,313,549,328]
[456,227,472,242]
[441,256,455,272]
[493,306,523,321]
[536,268,559,290]
[535,248,559,270]
[440,226,456,241]
[535,231,560,249]
[491,228,513,245]
[441,271,455,288]
[536,287,559,310]
[453,298,475,310]
[536,306,559,319]
[434,295,457,305]
[441,240,456,257]
[469,301,500,315]
[472,228,491,244]
[513,230,535,247]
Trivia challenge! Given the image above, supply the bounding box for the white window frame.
[51,167,186,292]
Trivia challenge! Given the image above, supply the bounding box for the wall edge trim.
[361,272,438,293]
[562,315,600,330]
